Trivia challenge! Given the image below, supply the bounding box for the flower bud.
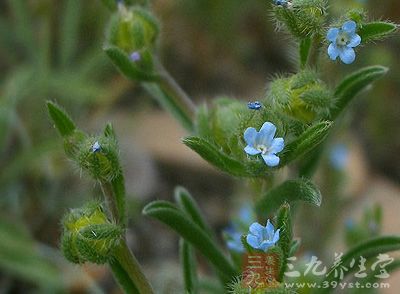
[77,135,122,182]
[61,202,122,264]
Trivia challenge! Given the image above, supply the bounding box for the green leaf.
[358,21,397,43]
[317,236,400,294]
[330,66,388,119]
[276,203,292,282]
[143,83,194,132]
[299,37,312,68]
[174,186,214,238]
[104,45,159,82]
[183,136,251,177]
[46,101,76,137]
[255,179,321,217]
[280,121,332,165]
[180,239,198,294]
[142,201,238,284]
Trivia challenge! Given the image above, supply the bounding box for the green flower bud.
[266,70,333,124]
[61,202,122,264]
[77,135,122,182]
[107,5,159,53]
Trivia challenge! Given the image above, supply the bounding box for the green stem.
[112,240,154,294]
[306,34,321,69]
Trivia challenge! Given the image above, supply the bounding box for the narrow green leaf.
[280,121,332,165]
[46,101,76,137]
[330,66,388,119]
[358,22,397,43]
[143,83,194,132]
[255,179,321,217]
[142,201,238,284]
[60,0,81,67]
[299,37,312,68]
[180,239,198,294]
[317,236,400,294]
[276,203,292,282]
[104,45,159,82]
[174,186,214,238]
[182,136,250,177]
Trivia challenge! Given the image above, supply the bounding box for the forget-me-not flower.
[327,20,361,64]
[244,122,284,167]
[247,101,262,110]
[246,220,280,252]
[225,228,245,253]
[92,141,101,153]
[130,51,141,62]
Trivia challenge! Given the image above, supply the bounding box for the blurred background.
[0,0,399,293]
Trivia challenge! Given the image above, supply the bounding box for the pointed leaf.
[46,101,76,137]
[142,201,238,284]
[280,121,332,165]
[330,66,388,119]
[256,179,321,217]
[358,21,397,43]
[180,239,198,293]
[183,136,251,177]
[174,186,214,238]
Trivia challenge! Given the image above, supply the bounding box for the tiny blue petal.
[247,101,262,110]
[262,154,280,167]
[342,21,357,34]
[92,141,101,153]
[339,47,356,64]
[326,28,339,42]
[130,51,141,62]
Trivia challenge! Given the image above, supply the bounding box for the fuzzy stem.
[112,240,154,294]
[307,34,322,68]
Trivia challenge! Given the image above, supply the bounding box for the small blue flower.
[225,228,245,253]
[247,101,262,110]
[92,141,101,153]
[244,122,284,167]
[329,144,348,170]
[246,220,280,252]
[130,51,141,62]
[274,0,290,7]
[327,21,361,64]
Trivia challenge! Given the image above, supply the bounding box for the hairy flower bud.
[61,202,123,264]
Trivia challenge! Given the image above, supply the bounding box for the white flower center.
[336,32,349,46]
[257,145,269,155]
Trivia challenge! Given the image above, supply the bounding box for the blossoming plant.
[47,0,400,293]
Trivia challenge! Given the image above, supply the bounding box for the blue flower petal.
[342,20,356,34]
[260,240,275,251]
[326,28,339,42]
[269,138,285,154]
[348,34,361,48]
[249,222,264,235]
[257,122,276,145]
[244,145,261,155]
[328,43,340,60]
[261,154,280,167]
[272,228,280,243]
[339,47,356,64]
[265,220,275,238]
[247,234,261,249]
[244,127,257,146]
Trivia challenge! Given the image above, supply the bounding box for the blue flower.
[329,144,348,170]
[244,122,284,167]
[92,141,101,153]
[246,220,280,252]
[130,51,141,62]
[327,21,361,64]
[225,228,245,253]
[274,0,290,7]
[247,101,262,110]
